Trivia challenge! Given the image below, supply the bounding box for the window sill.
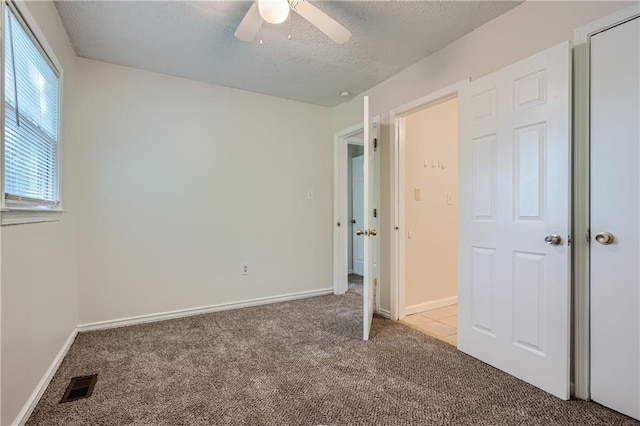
[1,207,67,226]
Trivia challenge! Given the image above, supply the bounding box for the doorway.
[333,108,381,341]
[398,97,459,345]
[348,139,365,295]
[333,121,379,305]
[389,81,467,344]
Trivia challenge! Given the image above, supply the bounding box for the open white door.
[458,42,571,399]
[362,96,379,341]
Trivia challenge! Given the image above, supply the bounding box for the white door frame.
[389,80,469,321]
[333,123,364,295]
[572,3,640,401]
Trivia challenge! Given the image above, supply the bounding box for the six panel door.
[458,42,571,399]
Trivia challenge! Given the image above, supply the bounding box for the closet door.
[590,16,640,421]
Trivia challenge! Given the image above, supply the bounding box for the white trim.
[572,6,640,401]
[378,308,392,320]
[78,288,334,332]
[574,3,640,44]
[404,296,458,317]
[12,329,77,426]
[389,79,469,321]
[333,122,364,295]
[0,2,4,422]
[1,207,66,226]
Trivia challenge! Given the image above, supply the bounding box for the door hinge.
[373,208,377,218]
[586,228,591,244]
[568,234,572,246]
[374,138,378,151]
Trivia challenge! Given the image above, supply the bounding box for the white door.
[590,17,640,421]
[363,96,379,341]
[352,155,365,276]
[458,42,571,399]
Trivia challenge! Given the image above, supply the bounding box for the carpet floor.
[27,291,636,425]
[348,273,363,295]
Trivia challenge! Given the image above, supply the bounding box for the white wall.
[1,1,79,425]
[404,98,458,309]
[73,59,334,325]
[331,1,633,314]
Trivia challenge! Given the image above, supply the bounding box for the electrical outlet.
[242,263,249,275]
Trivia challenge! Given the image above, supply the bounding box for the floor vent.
[60,374,97,403]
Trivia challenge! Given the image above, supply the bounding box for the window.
[2,1,63,224]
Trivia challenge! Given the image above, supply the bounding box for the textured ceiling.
[55,1,522,107]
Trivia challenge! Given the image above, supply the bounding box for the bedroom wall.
[1,1,79,425]
[73,59,334,325]
[331,1,633,315]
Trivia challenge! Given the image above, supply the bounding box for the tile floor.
[400,304,457,346]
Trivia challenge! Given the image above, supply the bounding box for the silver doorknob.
[545,234,562,246]
[369,229,377,236]
[595,232,615,245]
[356,228,364,236]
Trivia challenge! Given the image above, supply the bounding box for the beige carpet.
[27,291,636,425]
[348,273,363,295]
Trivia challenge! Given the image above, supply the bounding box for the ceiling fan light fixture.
[258,0,290,25]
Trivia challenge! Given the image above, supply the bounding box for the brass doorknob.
[356,229,364,236]
[369,229,377,236]
[595,232,615,245]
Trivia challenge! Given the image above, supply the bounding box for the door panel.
[590,17,640,420]
[363,97,379,341]
[458,42,571,399]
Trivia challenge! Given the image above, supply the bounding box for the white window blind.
[4,3,60,206]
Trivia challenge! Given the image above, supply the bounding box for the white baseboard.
[13,329,78,426]
[77,288,334,332]
[404,296,457,316]
[378,308,392,319]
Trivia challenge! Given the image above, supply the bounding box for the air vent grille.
[60,374,97,403]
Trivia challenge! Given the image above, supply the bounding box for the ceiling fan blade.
[293,1,351,44]
[234,2,263,42]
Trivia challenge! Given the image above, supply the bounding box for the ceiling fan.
[234,0,352,44]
